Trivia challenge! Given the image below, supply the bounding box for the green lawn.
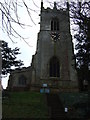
[2,91,49,118]
[59,92,88,119]
[59,92,88,106]
[2,91,89,119]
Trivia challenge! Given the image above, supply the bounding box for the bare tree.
[0,0,39,42]
[0,0,68,42]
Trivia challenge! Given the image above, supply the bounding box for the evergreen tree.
[70,1,90,90]
[1,41,24,75]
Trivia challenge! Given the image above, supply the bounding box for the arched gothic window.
[18,75,27,85]
[51,18,59,31]
[49,56,60,77]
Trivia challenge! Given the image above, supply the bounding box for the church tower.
[7,1,78,92]
[31,1,78,92]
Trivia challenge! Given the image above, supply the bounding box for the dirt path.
[46,93,67,120]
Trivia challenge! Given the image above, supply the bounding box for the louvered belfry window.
[51,18,59,31]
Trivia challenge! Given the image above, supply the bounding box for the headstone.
[65,107,68,113]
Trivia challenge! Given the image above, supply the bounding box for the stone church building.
[7,1,78,92]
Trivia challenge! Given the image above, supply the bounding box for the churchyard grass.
[2,91,49,118]
[2,91,89,119]
[59,92,88,119]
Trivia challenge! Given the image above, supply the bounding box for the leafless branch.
[22,0,36,25]
[0,0,39,43]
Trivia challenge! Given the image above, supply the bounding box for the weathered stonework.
[7,2,78,92]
